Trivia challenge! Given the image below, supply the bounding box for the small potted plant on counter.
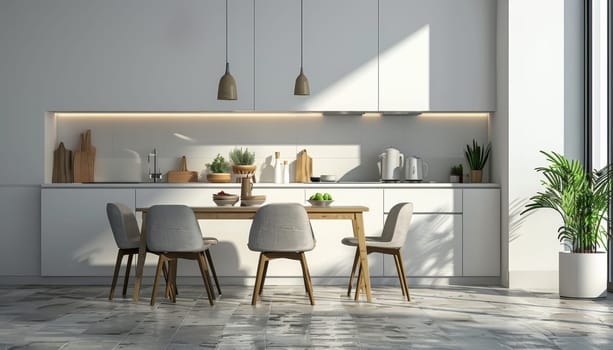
[206,154,231,183]
[230,147,256,182]
[465,139,491,183]
[521,151,612,298]
[449,164,463,183]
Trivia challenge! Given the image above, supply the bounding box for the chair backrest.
[380,202,414,246]
[106,202,141,249]
[248,203,315,252]
[146,205,205,253]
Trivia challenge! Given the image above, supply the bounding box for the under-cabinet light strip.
[418,112,490,118]
[54,112,324,118]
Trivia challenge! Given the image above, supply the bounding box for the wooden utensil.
[167,156,198,183]
[73,129,96,183]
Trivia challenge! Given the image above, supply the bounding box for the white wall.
[0,0,491,278]
[495,0,584,290]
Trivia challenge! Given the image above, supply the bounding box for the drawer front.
[383,189,462,213]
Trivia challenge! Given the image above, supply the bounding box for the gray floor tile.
[0,285,610,349]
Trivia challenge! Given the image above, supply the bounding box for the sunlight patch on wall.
[379,25,430,110]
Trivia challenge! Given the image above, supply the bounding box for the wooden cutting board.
[167,156,199,183]
[294,149,312,183]
[52,142,73,183]
[73,130,96,183]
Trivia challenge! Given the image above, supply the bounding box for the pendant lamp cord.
[225,0,229,64]
[300,0,303,68]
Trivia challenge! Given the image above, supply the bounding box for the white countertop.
[42,182,500,189]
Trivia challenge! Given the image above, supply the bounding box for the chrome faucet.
[147,148,162,183]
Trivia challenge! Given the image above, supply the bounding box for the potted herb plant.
[230,147,256,182]
[206,154,231,183]
[450,164,463,183]
[465,139,491,183]
[521,151,612,298]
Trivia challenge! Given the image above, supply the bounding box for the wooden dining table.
[132,205,372,302]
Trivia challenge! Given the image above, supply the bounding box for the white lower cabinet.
[40,185,500,280]
[462,189,500,276]
[383,214,463,277]
[304,188,384,278]
[41,188,136,276]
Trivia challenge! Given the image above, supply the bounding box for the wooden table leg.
[352,212,372,302]
[132,212,147,302]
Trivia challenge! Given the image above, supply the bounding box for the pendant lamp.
[218,0,237,100]
[294,0,310,95]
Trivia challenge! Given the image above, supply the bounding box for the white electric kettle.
[378,148,404,181]
[406,156,429,182]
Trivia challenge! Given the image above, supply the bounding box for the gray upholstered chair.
[248,203,316,305]
[342,202,414,301]
[106,202,144,300]
[146,205,216,306]
[107,202,176,300]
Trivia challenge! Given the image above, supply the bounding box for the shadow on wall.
[509,197,531,244]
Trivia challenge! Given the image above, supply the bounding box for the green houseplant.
[230,147,256,181]
[450,164,463,183]
[206,154,231,183]
[521,151,612,298]
[464,139,491,183]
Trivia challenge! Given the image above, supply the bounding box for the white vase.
[558,251,607,298]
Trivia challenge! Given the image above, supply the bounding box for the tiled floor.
[0,284,611,349]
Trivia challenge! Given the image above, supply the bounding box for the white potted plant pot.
[559,252,607,298]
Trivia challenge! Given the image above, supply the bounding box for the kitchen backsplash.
[53,113,490,183]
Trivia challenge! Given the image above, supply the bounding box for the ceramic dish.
[308,199,334,207]
[241,199,265,206]
[320,175,336,182]
[213,198,239,207]
[213,193,238,200]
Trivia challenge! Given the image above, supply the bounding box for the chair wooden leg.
[347,248,360,297]
[196,252,215,306]
[122,253,133,297]
[392,251,407,297]
[169,260,178,303]
[158,262,176,300]
[354,264,363,301]
[109,250,123,300]
[299,252,315,305]
[205,250,222,296]
[252,253,267,305]
[258,260,269,296]
[150,255,167,306]
[395,250,410,301]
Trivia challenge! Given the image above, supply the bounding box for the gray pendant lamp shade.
[294,0,310,96]
[218,0,237,100]
[218,63,237,100]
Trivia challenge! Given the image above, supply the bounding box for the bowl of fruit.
[308,192,334,207]
[213,191,239,206]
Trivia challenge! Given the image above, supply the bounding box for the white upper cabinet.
[255,0,379,111]
[202,0,254,111]
[379,0,496,111]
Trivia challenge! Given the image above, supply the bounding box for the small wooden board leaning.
[52,142,73,183]
[294,149,312,183]
[73,130,96,183]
